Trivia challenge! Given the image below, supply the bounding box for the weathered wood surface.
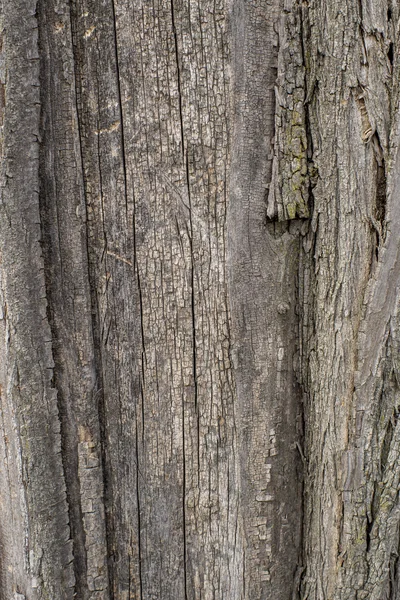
[0,0,303,598]
[1,0,400,599]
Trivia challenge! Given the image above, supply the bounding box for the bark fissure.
[134,421,144,600]
[68,3,114,598]
[38,30,85,600]
[182,386,189,600]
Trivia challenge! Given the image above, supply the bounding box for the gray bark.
[0,0,398,599]
[301,1,400,598]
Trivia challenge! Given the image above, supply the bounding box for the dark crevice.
[358,0,363,23]
[184,130,191,600]
[93,355,114,598]
[364,132,387,267]
[37,2,86,597]
[185,147,200,478]
[303,82,316,223]
[389,548,400,598]
[133,208,147,433]
[356,95,373,142]
[181,386,189,600]
[293,230,307,600]
[366,513,373,552]
[265,220,291,237]
[373,136,387,259]
[68,1,114,597]
[381,417,394,474]
[170,4,190,596]
[135,417,144,600]
[388,43,394,67]
[128,198,144,600]
[375,158,387,229]
[370,480,380,524]
[301,0,316,216]
[300,4,314,141]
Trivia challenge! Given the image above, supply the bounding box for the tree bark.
[301,1,400,598]
[0,0,399,599]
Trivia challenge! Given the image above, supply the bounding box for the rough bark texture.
[300,1,400,599]
[1,0,400,599]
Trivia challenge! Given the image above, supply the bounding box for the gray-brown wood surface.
[0,0,399,599]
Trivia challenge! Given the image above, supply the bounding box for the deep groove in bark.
[366,513,373,552]
[69,2,115,596]
[132,198,144,598]
[37,3,85,597]
[389,547,400,598]
[381,418,394,474]
[135,419,144,600]
[375,153,387,238]
[371,131,387,261]
[185,150,200,478]
[181,388,189,600]
[301,9,316,221]
[388,42,394,66]
[170,4,197,589]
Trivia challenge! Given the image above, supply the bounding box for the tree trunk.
[0,0,398,599]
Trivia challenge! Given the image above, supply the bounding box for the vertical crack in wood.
[37,3,87,597]
[134,419,144,600]
[68,1,113,597]
[132,204,144,600]
[170,1,190,593]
